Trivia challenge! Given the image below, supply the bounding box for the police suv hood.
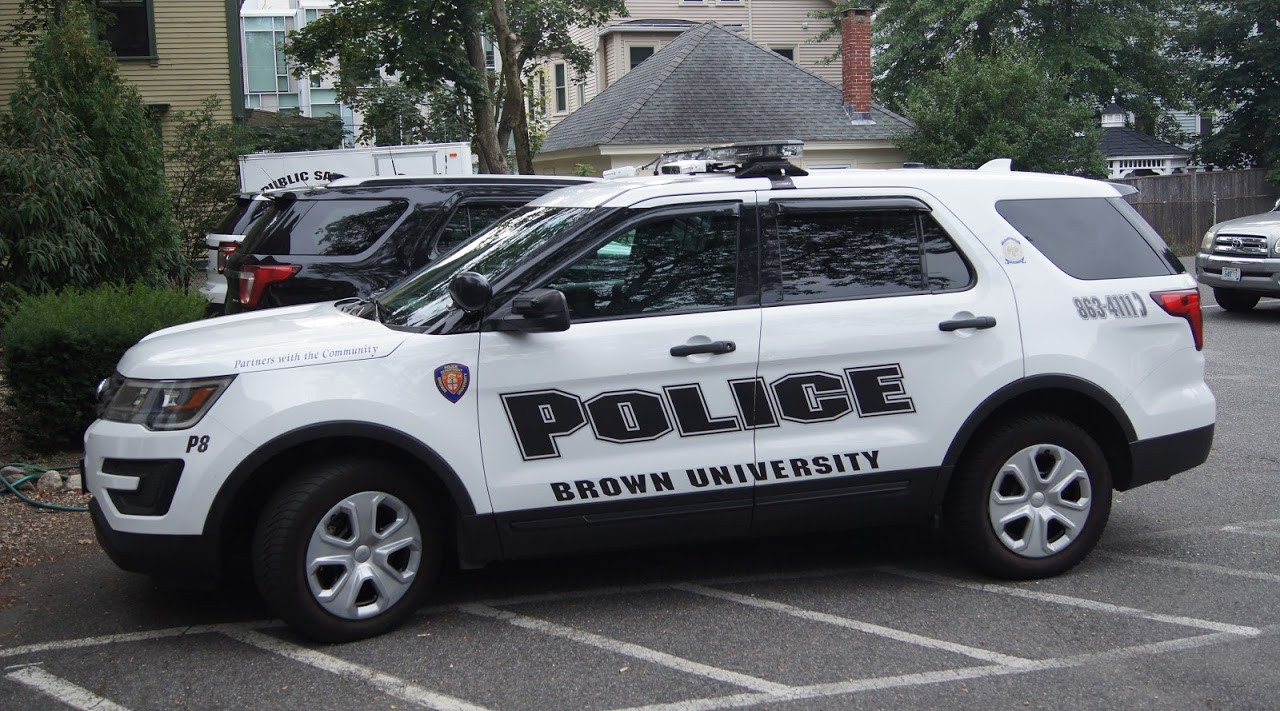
[118,302,406,380]
[1212,210,1280,236]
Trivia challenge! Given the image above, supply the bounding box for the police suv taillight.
[1151,289,1204,351]
[237,263,301,310]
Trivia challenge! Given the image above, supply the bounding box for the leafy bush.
[1,285,206,453]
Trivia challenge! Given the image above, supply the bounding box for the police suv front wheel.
[946,415,1112,579]
[252,458,442,642]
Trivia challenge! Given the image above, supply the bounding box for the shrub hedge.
[1,284,206,453]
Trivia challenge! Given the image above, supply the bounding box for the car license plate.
[1222,267,1242,282]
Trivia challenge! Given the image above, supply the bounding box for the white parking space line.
[0,624,233,659]
[879,568,1261,637]
[5,666,131,711]
[219,628,490,711]
[673,583,1031,666]
[1097,551,1280,584]
[612,630,1270,711]
[1222,525,1280,541]
[458,603,792,694]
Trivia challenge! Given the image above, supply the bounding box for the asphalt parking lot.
[2,288,1278,711]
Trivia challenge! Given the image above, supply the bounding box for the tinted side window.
[777,210,923,301]
[923,218,974,291]
[437,204,520,255]
[996,197,1176,280]
[549,210,738,320]
[252,199,407,256]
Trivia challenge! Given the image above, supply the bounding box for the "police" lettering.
[501,364,914,460]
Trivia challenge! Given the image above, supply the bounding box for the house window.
[629,46,655,70]
[98,0,153,59]
[244,16,291,95]
[483,37,497,71]
[772,47,795,61]
[554,63,567,113]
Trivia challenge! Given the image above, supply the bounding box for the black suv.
[224,175,591,313]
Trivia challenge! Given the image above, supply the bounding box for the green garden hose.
[0,462,89,512]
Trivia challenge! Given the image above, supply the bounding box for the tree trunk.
[464,29,509,174]
[490,0,535,174]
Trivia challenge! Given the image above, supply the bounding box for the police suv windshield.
[377,206,596,329]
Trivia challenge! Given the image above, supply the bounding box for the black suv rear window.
[213,197,266,236]
[249,198,408,256]
[996,197,1178,280]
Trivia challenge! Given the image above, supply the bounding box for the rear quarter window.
[249,198,409,256]
[213,197,267,235]
[996,197,1179,280]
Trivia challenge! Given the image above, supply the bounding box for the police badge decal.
[434,363,471,403]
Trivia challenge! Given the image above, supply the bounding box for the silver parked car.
[1196,198,1280,312]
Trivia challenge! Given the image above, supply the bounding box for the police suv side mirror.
[503,288,571,332]
[449,271,491,313]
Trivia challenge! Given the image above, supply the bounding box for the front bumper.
[1124,423,1214,490]
[90,498,221,588]
[1195,254,1280,295]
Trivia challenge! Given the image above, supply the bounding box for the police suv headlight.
[1200,230,1215,252]
[101,376,235,431]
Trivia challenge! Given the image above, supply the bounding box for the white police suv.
[86,146,1214,642]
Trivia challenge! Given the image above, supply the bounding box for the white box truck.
[237,142,473,192]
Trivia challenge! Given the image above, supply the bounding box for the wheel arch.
[934,375,1138,509]
[204,421,491,578]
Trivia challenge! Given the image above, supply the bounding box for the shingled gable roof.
[540,22,911,154]
[1100,127,1192,158]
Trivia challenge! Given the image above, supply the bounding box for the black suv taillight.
[236,263,301,310]
[1150,289,1203,351]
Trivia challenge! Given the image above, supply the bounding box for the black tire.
[944,414,1112,579]
[1213,288,1259,313]
[252,458,442,642]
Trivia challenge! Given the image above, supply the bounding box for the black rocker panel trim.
[494,487,752,559]
[751,467,939,535]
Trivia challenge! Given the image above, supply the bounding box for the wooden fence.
[1112,169,1279,253]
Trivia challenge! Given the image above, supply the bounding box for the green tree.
[166,97,257,281]
[1180,1,1280,178]
[287,0,625,173]
[817,0,1193,130]
[2,2,180,290]
[893,50,1106,176]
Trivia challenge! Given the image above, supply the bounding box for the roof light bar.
[646,141,806,178]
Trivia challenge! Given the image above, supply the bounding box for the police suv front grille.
[1212,233,1270,257]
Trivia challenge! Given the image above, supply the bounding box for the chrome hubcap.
[305,491,422,620]
[988,444,1092,558]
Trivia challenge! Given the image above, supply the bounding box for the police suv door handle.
[670,341,737,357]
[938,316,997,332]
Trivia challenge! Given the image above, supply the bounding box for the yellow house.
[0,0,244,146]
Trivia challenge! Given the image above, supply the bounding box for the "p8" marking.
[186,435,210,453]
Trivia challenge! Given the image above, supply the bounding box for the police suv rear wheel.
[252,458,441,642]
[946,415,1112,579]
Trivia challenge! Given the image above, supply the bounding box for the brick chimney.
[841,8,875,125]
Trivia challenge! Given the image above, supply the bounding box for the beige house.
[541,0,843,124]
[534,12,910,176]
[0,1,244,147]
